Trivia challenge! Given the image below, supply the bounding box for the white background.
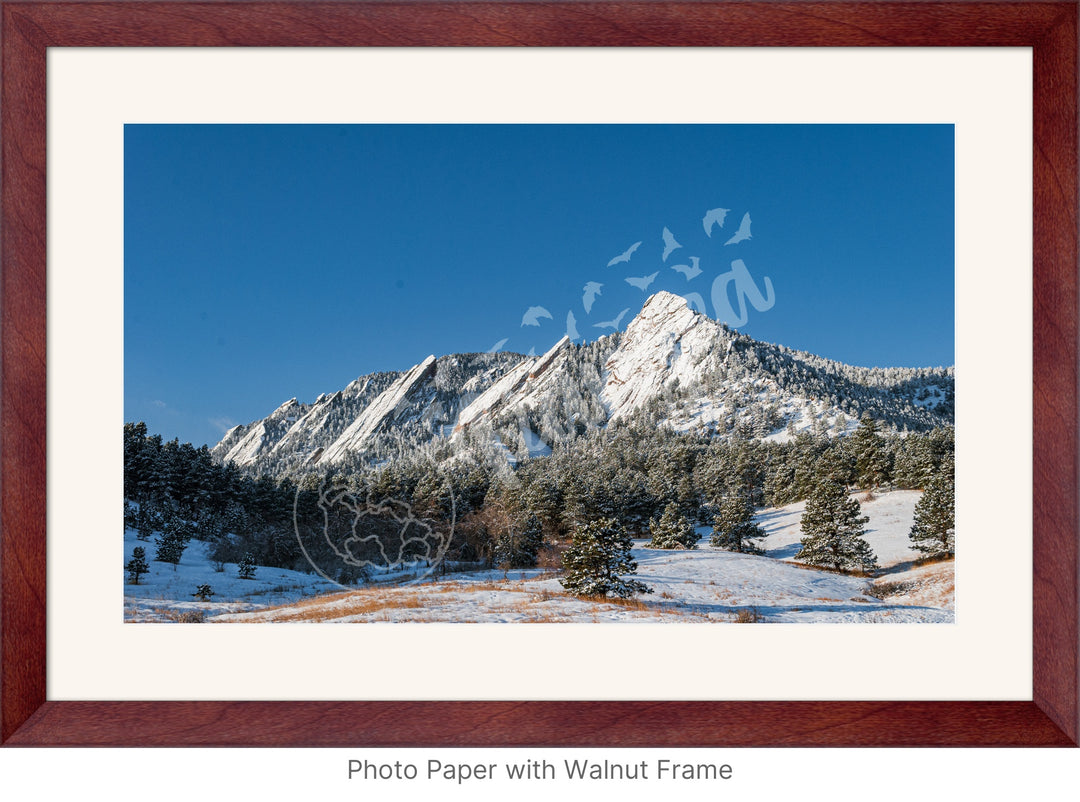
[5,47,1073,796]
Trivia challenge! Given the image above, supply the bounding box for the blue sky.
[125,124,954,447]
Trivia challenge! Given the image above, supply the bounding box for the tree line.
[125,413,954,589]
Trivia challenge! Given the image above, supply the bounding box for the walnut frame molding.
[1,1,1076,747]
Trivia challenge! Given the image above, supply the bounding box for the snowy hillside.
[126,489,952,624]
[214,292,953,477]
[124,527,343,622]
[757,489,930,568]
[211,534,953,625]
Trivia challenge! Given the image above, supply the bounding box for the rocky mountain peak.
[213,293,953,476]
[602,293,723,423]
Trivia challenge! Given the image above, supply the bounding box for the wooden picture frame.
[1,1,1076,747]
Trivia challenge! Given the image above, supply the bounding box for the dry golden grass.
[866,581,912,600]
[866,558,954,610]
[733,607,764,623]
[256,597,384,622]
[260,587,367,611]
[597,595,652,611]
[216,567,712,623]
[428,580,527,595]
[230,575,572,622]
[132,606,207,623]
[501,598,583,623]
[235,585,443,622]
[913,553,955,567]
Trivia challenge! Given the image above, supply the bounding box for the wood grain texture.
[5,701,1075,747]
[1,0,48,745]
[1,1,1076,747]
[1031,0,1079,746]
[0,2,1072,47]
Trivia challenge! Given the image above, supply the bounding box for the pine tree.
[561,517,651,598]
[521,469,562,535]
[559,470,589,533]
[817,443,856,486]
[193,583,214,601]
[154,528,187,571]
[850,414,891,489]
[796,479,878,572]
[710,493,766,553]
[763,455,798,507]
[136,506,155,542]
[125,546,149,585]
[493,515,544,570]
[516,513,545,568]
[124,501,138,531]
[909,457,955,557]
[237,553,257,580]
[647,503,700,550]
[123,421,149,500]
[893,435,932,488]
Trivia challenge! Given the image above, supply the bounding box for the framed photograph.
[2,1,1076,747]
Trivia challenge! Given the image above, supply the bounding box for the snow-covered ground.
[126,490,953,624]
[869,560,955,611]
[756,488,929,568]
[123,533,343,622]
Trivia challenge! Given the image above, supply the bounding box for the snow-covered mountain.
[603,290,718,423]
[213,292,953,475]
[213,371,400,471]
[211,351,524,472]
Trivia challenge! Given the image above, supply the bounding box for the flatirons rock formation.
[213,292,953,476]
